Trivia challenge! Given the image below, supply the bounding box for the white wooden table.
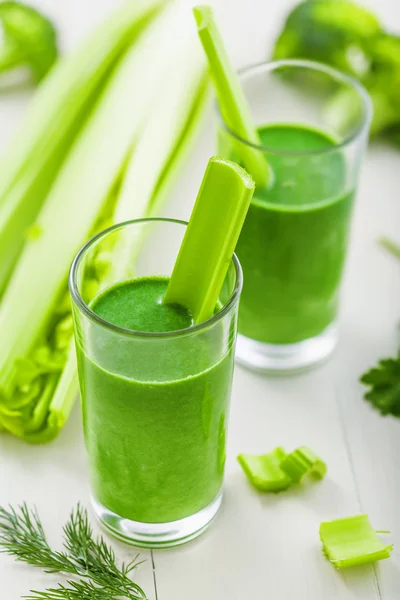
[1,1,400,598]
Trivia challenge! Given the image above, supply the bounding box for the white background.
[1,0,400,598]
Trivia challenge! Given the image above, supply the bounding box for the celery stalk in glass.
[193,5,270,188]
[165,156,254,323]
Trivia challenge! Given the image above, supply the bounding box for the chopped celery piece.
[0,4,209,442]
[281,446,327,483]
[164,157,254,323]
[320,515,393,568]
[238,448,292,492]
[238,445,326,492]
[0,1,58,82]
[0,0,167,294]
[193,5,271,189]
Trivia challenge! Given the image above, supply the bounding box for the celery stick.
[110,29,209,280]
[147,77,210,217]
[0,0,168,293]
[114,42,207,223]
[193,5,270,188]
[164,157,254,323]
[0,3,188,400]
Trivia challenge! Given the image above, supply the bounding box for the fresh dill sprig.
[26,579,118,600]
[0,503,148,600]
[63,505,146,599]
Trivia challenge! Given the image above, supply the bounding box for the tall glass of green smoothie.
[217,60,372,371]
[69,218,242,547]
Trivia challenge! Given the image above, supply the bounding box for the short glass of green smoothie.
[69,218,242,548]
[217,59,372,372]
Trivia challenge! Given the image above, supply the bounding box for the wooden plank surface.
[1,1,399,598]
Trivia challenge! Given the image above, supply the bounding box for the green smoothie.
[77,276,233,524]
[219,123,354,344]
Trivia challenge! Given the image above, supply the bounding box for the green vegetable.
[238,448,292,492]
[193,5,271,188]
[0,1,58,82]
[0,0,167,295]
[27,24,210,445]
[361,355,400,417]
[280,446,327,483]
[320,514,393,568]
[360,238,400,418]
[0,2,208,442]
[272,0,400,143]
[238,445,327,492]
[0,503,147,599]
[164,156,254,323]
[273,1,380,77]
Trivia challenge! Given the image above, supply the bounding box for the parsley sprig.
[361,355,400,417]
[360,237,400,417]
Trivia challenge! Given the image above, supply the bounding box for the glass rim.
[69,217,243,340]
[216,58,373,156]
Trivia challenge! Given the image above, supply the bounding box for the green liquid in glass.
[221,123,354,344]
[77,276,232,523]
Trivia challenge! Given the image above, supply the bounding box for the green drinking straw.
[164,156,254,324]
[193,5,271,189]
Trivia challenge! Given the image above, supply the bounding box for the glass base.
[91,492,222,549]
[235,324,337,373]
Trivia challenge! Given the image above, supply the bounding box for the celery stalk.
[110,31,209,280]
[164,157,254,323]
[114,49,207,223]
[0,5,210,442]
[0,0,168,293]
[193,5,271,188]
[0,3,189,401]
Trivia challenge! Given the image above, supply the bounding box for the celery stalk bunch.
[0,0,209,442]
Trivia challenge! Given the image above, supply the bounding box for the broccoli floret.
[273,0,381,78]
[0,1,58,83]
[366,34,400,136]
[272,0,400,140]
